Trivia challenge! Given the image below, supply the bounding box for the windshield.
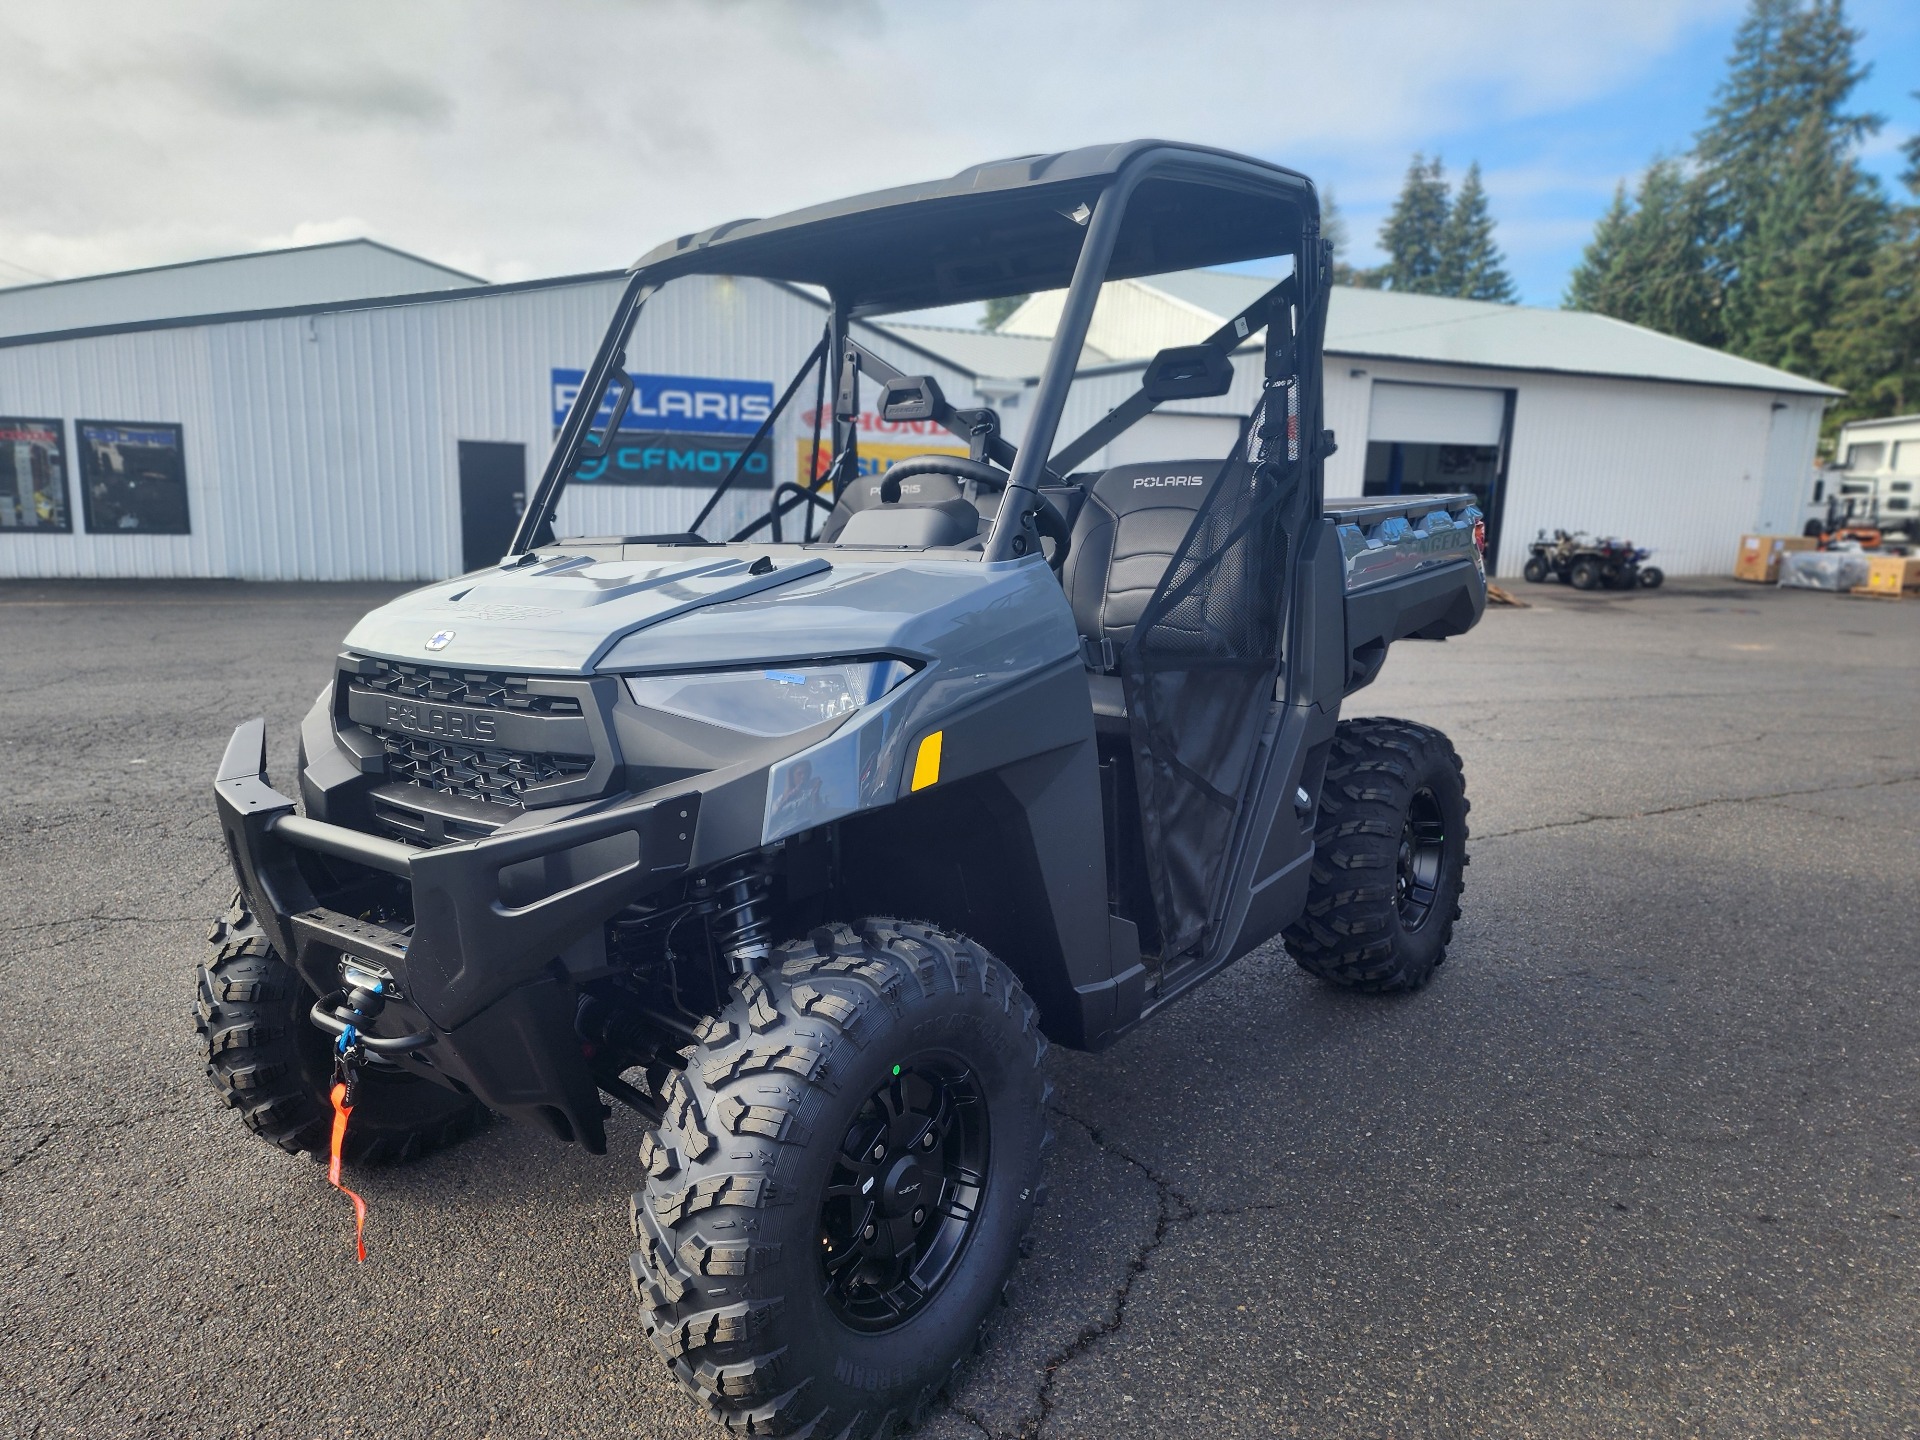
[540,275,1008,548]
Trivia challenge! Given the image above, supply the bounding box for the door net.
[1120,380,1300,959]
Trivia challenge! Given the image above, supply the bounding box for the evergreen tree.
[1819,90,1920,425]
[1566,161,1723,346]
[1565,0,1893,394]
[1694,0,1884,359]
[1565,182,1632,312]
[1736,120,1888,378]
[1376,154,1451,293]
[1437,163,1518,302]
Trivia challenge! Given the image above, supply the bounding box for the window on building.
[1842,441,1886,471]
[77,421,190,534]
[1892,441,1920,475]
[0,417,73,532]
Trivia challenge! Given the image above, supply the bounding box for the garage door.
[1368,382,1505,446]
[1106,411,1245,466]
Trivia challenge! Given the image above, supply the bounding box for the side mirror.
[877,374,946,423]
[1142,345,1234,402]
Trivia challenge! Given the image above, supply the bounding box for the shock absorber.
[705,859,774,974]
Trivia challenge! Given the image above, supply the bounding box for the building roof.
[1139,270,1839,397]
[868,321,1109,379]
[0,239,486,340]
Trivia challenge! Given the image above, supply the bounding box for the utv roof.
[629,140,1318,315]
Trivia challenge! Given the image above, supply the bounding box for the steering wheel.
[878,455,1071,570]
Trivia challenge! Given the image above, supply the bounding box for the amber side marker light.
[910,731,943,791]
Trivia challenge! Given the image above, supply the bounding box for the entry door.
[458,441,527,571]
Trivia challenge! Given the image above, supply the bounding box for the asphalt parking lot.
[1,575,1915,1439]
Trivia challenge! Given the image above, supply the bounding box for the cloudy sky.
[2,0,1916,308]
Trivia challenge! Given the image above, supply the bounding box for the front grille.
[350,659,582,716]
[344,658,594,812]
[380,735,592,806]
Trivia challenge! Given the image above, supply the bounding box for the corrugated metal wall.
[0,275,979,582]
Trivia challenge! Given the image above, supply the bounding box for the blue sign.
[551,368,774,438]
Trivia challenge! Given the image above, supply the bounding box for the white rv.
[1815,414,1920,535]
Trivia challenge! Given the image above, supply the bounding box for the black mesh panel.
[1120,384,1299,958]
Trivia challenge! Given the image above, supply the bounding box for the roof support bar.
[984,183,1133,562]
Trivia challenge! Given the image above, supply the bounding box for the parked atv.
[1522,528,1663,589]
[196,141,1486,1438]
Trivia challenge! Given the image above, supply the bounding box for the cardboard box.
[1856,554,1920,596]
[1734,533,1818,583]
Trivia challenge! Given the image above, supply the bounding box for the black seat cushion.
[1061,459,1230,657]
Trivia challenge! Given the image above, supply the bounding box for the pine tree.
[1819,90,1920,425]
[1565,182,1631,311]
[1437,163,1518,302]
[1694,0,1884,359]
[1376,155,1451,293]
[1566,161,1724,347]
[1736,121,1888,378]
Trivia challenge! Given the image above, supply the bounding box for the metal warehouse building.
[0,239,1836,581]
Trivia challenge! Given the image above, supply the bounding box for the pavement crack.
[1013,1107,1194,1440]
[2,1126,57,1176]
[1477,772,1920,839]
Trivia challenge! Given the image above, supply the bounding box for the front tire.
[629,919,1051,1437]
[1521,556,1548,583]
[194,893,487,1163]
[1569,558,1601,590]
[1285,718,1469,993]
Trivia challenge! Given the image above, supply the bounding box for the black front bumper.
[215,718,699,1152]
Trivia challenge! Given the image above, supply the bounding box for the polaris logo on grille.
[1132,474,1207,488]
[425,629,455,651]
[382,701,498,743]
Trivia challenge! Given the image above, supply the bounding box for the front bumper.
[215,718,699,1152]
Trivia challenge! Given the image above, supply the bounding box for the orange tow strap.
[328,1082,369,1262]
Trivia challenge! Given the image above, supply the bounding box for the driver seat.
[1060,459,1230,732]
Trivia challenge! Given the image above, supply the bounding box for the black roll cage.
[510,141,1324,561]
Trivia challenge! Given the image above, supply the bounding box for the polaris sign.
[551,369,774,437]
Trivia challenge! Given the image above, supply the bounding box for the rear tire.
[628,919,1051,1438]
[195,892,487,1163]
[1639,566,1664,588]
[1521,557,1548,583]
[1285,718,1469,993]
[1569,559,1601,590]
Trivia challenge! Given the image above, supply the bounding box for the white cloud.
[0,0,1739,284]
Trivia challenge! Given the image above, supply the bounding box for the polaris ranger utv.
[197,140,1485,1436]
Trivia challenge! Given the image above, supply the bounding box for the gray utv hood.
[343,553,833,672]
[342,550,1074,676]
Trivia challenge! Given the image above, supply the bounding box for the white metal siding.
[0,274,982,581]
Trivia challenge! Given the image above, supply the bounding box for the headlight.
[623,660,915,738]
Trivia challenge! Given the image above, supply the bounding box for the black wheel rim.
[1396,787,1446,930]
[818,1054,989,1332]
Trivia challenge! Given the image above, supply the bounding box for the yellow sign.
[796,439,968,492]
